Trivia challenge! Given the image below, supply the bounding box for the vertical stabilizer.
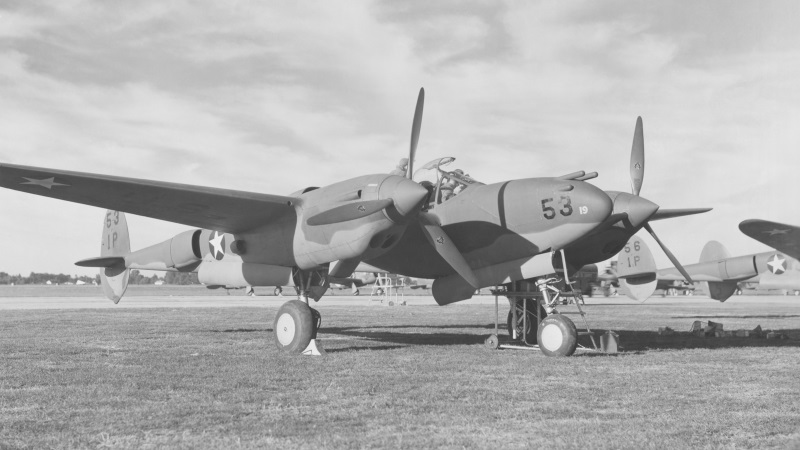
[699,241,737,302]
[99,210,130,303]
[617,235,657,302]
[699,240,730,263]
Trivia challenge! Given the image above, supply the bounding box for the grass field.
[1,296,799,448]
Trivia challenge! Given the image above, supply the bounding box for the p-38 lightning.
[0,88,709,356]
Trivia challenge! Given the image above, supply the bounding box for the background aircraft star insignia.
[765,228,790,235]
[20,177,69,190]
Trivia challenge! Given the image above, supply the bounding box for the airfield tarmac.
[2,289,800,310]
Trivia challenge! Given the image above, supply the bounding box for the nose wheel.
[537,314,578,357]
[273,300,325,355]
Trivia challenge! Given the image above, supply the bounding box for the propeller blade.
[418,213,479,287]
[649,208,712,221]
[306,199,392,226]
[643,223,693,284]
[630,116,644,196]
[407,87,425,179]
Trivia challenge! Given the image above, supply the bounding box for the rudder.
[99,210,130,303]
[617,235,657,302]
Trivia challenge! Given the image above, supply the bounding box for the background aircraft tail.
[699,240,730,262]
[699,240,738,302]
[616,235,657,302]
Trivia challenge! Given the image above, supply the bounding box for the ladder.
[551,277,599,351]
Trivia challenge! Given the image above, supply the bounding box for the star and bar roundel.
[208,231,226,261]
[767,253,786,275]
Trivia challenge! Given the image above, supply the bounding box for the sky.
[1,1,800,276]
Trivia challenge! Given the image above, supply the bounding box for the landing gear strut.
[507,298,546,344]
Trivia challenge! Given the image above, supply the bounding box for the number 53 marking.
[541,196,573,219]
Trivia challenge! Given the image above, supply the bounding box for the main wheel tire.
[537,314,578,357]
[273,300,315,353]
[506,298,545,343]
[274,287,283,296]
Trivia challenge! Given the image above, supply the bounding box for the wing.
[0,163,298,233]
[739,219,800,261]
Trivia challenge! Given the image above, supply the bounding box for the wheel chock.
[301,339,326,356]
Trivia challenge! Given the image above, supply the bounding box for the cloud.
[1,1,799,275]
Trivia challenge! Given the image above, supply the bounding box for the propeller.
[406,88,425,179]
[630,116,644,196]
[643,223,693,283]
[418,212,479,287]
[400,87,478,287]
[623,116,694,284]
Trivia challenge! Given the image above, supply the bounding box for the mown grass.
[1,298,799,449]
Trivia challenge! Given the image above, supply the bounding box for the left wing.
[739,219,800,260]
[0,163,298,233]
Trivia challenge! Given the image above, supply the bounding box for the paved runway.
[0,292,797,310]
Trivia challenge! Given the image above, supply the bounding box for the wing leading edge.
[0,163,298,233]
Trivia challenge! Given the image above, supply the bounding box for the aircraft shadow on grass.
[671,314,800,319]
[608,329,800,352]
[210,324,799,353]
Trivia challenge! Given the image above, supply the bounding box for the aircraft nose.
[379,176,429,221]
[614,193,659,227]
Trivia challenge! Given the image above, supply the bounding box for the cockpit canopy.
[413,157,482,207]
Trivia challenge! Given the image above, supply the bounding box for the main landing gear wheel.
[537,314,578,357]
[274,287,283,296]
[507,299,545,343]
[273,300,317,353]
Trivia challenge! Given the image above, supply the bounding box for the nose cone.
[613,192,659,227]
[379,176,428,221]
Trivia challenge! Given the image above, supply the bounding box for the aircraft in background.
[0,88,708,357]
[617,219,800,301]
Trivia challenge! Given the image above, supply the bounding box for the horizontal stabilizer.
[649,208,712,221]
[75,256,126,268]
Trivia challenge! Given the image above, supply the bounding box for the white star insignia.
[209,231,225,259]
[20,177,70,189]
[767,254,786,274]
[765,228,790,235]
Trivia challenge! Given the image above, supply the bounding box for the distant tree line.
[0,270,198,285]
[0,272,100,285]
